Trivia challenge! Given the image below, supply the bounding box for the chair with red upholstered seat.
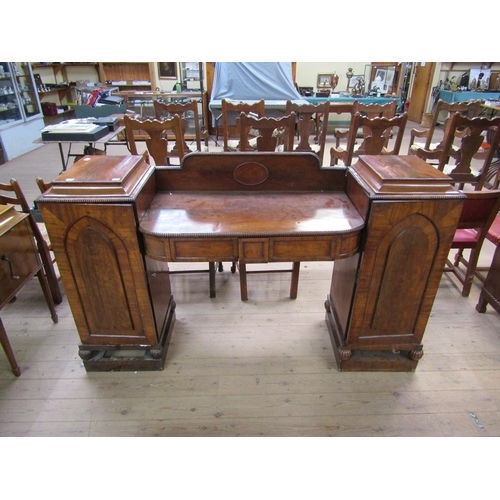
[474,213,500,282]
[443,189,500,296]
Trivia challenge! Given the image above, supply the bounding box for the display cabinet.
[0,62,44,161]
[0,62,40,126]
[179,62,203,90]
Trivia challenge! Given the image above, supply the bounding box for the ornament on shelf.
[346,67,354,91]
[330,72,339,91]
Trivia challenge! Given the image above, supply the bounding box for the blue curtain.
[211,62,302,101]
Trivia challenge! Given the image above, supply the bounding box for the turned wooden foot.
[409,349,424,361]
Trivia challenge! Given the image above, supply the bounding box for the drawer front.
[269,233,361,261]
[0,218,40,305]
[170,238,238,262]
[239,238,269,263]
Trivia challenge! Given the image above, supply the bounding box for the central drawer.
[142,234,238,262]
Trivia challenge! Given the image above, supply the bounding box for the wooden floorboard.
[1,127,500,438]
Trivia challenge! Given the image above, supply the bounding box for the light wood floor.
[1,124,499,437]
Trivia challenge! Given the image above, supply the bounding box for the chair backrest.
[153,99,205,152]
[344,112,408,165]
[221,99,265,151]
[237,112,296,152]
[36,178,52,194]
[422,99,485,150]
[0,178,51,260]
[435,114,500,190]
[284,100,330,163]
[124,114,186,166]
[353,99,398,119]
[330,100,398,166]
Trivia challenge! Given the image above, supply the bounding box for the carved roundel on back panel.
[233,162,269,186]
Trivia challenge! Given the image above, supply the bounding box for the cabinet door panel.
[42,203,158,346]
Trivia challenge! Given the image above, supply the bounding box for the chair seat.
[410,142,459,153]
[188,144,209,153]
[227,137,258,151]
[452,228,480,247]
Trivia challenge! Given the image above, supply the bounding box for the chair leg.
[36,269,59,324]
[0,318,21,377]
[461,248,481,297]
[36,238,62,305]
[453,248,464,267]
[290,262,300,299]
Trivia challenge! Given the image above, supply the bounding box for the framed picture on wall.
[317,73,333,89]
[158,62,178,79]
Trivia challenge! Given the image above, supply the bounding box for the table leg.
[290,262,300,299]
[239,262,248,301]
[57,143,67,171]
[209,262,216,298]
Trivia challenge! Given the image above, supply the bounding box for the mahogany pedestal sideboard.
[476,244,500,315]
[0,205,58,376]
[37,152,464,372]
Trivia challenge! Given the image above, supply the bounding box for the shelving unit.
[98,63,154,91]
[30,63,100,124]
[0,62,44,161]
[179,62,203,90]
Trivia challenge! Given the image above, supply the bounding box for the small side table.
[0,205,58,376]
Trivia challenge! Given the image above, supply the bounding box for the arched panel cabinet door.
[65,214,149,344]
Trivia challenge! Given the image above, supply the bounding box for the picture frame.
[348,75,364,92]
[372,68,387,92]
[158,62,178,80]
[364,64,398,95]
[385,68,396,94]
[317,73,333,89]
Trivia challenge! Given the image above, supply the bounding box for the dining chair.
[153,99,209,153]
[330,100,398,165]
[328,103,356,165]
[443,189,500,297]
[285,100,330,164]
[413,114,500,191]
[124,114,186,166]
[237,112,296,152]
[233,111,303,300]
[221,99,266,151]
[407,99,485,155]
[474,213,500,283]
[331,112,408,166]
[0,178,62,306]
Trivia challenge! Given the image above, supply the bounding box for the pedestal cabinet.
[37,155,176,371]
[325,155,465,371]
